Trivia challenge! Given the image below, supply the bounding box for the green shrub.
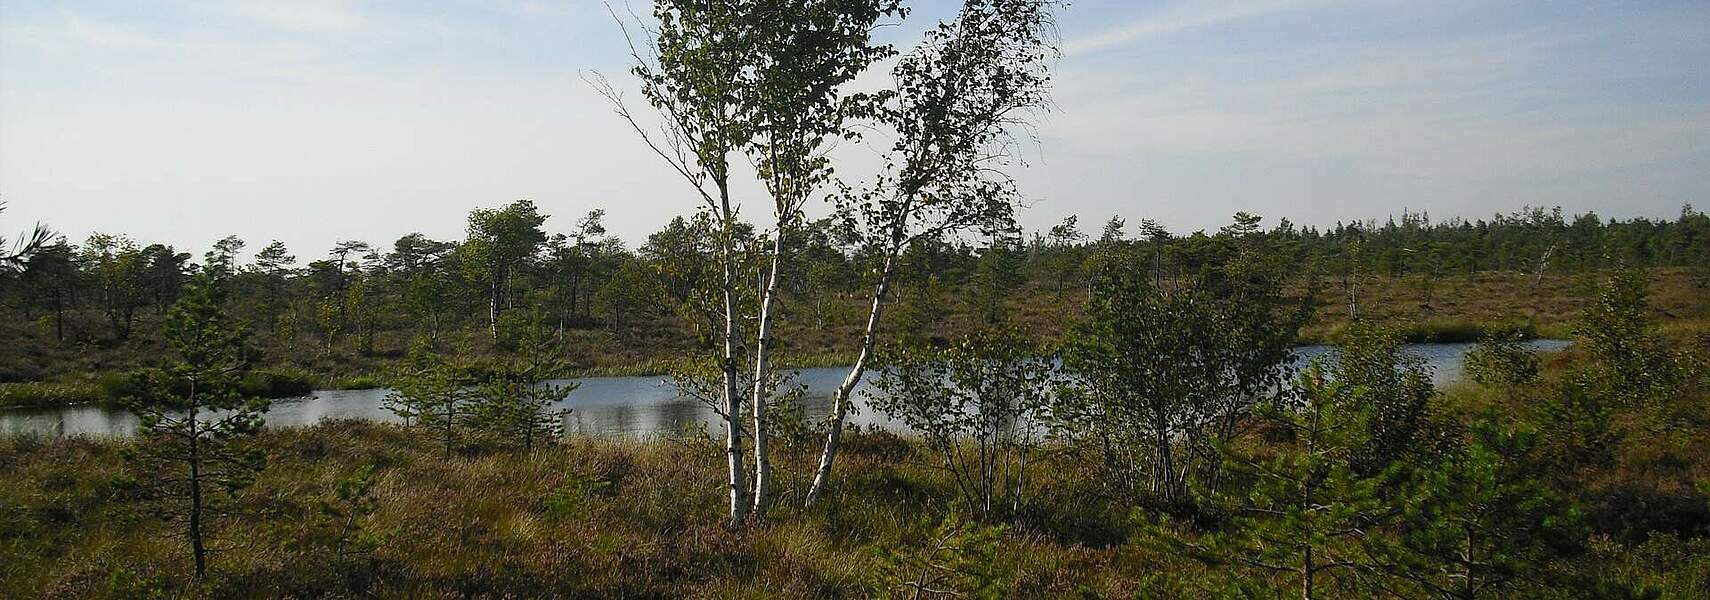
[97,367,314,403]
[1317,319,1541,345]
[95,368,161,402]
[238,370,316,399]
[1401,319,1537,343]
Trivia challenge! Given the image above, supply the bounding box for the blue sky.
[2,0,1706,258]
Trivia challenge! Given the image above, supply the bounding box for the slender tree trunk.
[805,253,897,506]
[1153,423,1177,502]
[188,403,207,580]
[1462,525,1476,600]
[750,230,785,513]
[1302,541,1315,600]
[489,276,502,341]
[1532,242,1556,292]
[717,179,750,526]
[429,308,441,348]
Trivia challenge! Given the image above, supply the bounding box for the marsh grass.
[0,381,109,408]
[0,421,1166,598]
[3,411,1704,597]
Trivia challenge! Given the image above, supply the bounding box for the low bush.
[89,368,317,406]
[95,368,162,402]
[238,370,315,399]
[1310,318,1542,345]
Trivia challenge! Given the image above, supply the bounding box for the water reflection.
[0,340,1569,439]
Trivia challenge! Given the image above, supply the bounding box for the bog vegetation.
[1,0,1708,597]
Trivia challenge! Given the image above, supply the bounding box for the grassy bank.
[0,421,1140,598]
[0,381,110,409]
[0,369,316,409]
[1295,317,1567,345]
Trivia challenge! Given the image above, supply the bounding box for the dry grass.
[0,422,1163,599]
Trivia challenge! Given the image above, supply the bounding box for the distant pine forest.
[2,202,1706,387]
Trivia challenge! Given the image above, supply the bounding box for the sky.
[2,0,1707,259]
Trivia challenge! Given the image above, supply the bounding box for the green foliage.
[122,265,272,578]
[383,343,476,458]
[542,469,614,519]
[472,313,577,451]
[869,327,1054,519]
[874,514,1010,600]
[1333,323,1453,475]
[969,244,1024,325]
[311,464,385,582]
[462,199,548,339]
[595,257,665,331]
[0,201,59,273]
[1168,362,1393,599]
[235,369,314,399]
[1373,418,1584,598]
[0,381,107,408]
[1464,324,1543,387]
[1574,268,1686,405]
[1054,218,1305,506]
[492,308,541,352]
[1527,270,1710,541]
[1057,248,1238,505]
[80,233,150,340]
[95,367,311,404]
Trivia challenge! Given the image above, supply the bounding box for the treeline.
[3,201,1707,373]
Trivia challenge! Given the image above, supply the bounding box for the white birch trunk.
[717,180,749,526]
[750,230,784,513]
[804,253,896,506]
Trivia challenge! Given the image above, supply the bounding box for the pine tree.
[472,315,577,451]
[124,265,271,579]
[1163,363,1389,599]
[1374,418,1583,598]
[384,342,476,458]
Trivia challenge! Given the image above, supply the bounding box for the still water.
[0,340,1569,439]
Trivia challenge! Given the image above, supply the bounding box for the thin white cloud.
[1048,18,1707,184]
[1063,0,1374,56]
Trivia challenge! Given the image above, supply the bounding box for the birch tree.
[593,0,761,525]
[805,0,1061,506]
[740,0,906,515]
[463,200,547,341]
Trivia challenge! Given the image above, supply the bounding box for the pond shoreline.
[1,340,1573,439]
